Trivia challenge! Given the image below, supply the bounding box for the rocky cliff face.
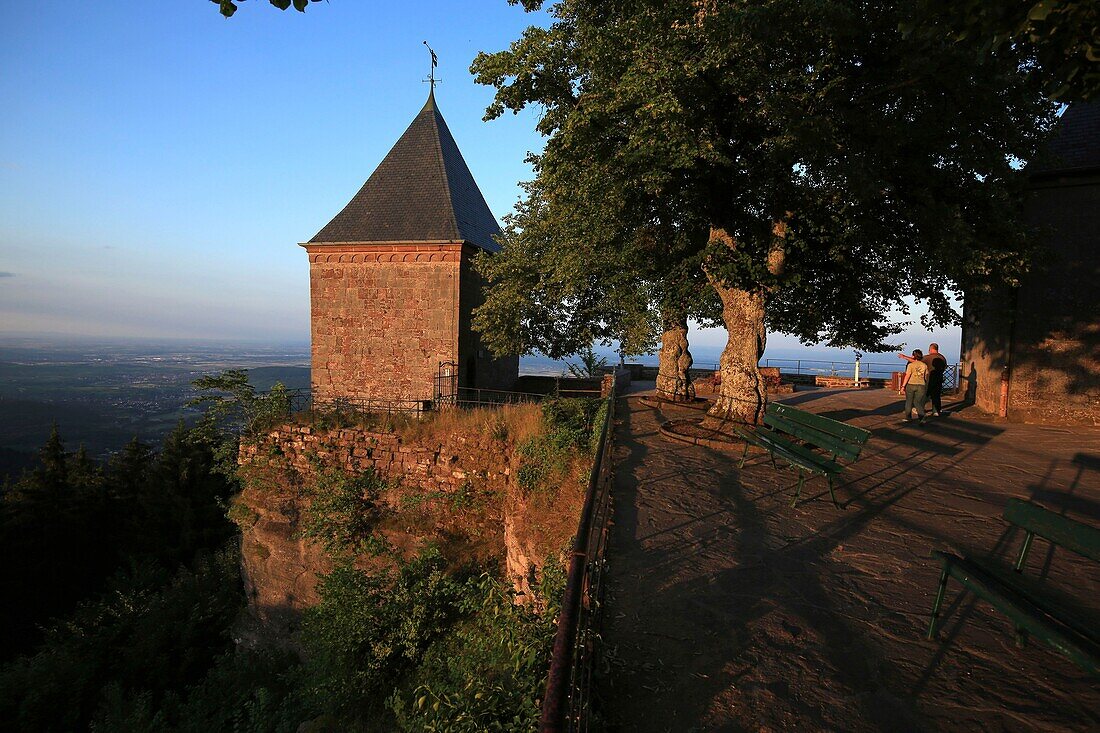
[234,409,579,642]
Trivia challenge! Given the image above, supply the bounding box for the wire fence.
[539,386,616,732]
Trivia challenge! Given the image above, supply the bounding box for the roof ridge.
[428,106,463,243]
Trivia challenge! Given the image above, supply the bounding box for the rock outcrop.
[235,411,580,642]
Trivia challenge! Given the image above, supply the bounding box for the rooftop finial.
[423,41,438,97]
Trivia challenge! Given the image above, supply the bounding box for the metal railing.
[539,386,616,732]
[444,386,549,409]
[760,358,900,380]
[757,359,960,391]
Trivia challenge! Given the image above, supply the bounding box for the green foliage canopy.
[472,0,1057,353]
[905,0,1099,101]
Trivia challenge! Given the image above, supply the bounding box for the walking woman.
[900,349,930,423]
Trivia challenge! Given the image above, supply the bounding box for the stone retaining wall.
[235,418,566,642]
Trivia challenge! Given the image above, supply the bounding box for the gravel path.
[598,387,1100,732]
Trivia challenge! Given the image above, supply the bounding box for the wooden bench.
[732,402,871,508]
[927,499,1100,674]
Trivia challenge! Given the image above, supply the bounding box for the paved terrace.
[599,387,1100,732]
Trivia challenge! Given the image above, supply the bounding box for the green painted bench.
[928,499,1100,675]
[732,402,871,508]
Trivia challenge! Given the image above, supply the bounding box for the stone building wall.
[306,243,462,402]
[961,172,1100,425]
[306,242,519,402]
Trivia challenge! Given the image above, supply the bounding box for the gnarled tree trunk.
[656,307,694,401]
[703,225,783,427]
[705,281,767,425]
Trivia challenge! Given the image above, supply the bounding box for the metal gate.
[433,360,458,408]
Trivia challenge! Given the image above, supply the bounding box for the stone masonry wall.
[961,173,1100,425]
[306,243,462,402]
[235,419,559,641]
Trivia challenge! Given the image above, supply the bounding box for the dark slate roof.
[310,90,502,251]
[1030,102,1100,176]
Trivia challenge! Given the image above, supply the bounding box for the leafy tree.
[211,0,322,18]
[189,369,292,481]
[0,549,244,732]
[473,152,720,400]
[473,0,1055,425]
[905,0,1099,101]
[566,345,608,378]
[34,424,68,492]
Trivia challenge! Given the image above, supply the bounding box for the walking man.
[898,343,948,416]
[899,349,930,423]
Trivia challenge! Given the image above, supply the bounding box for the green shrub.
[298,548,467,726]
[299,467,390,558]
[517,398,601,494]
[389,575,556,732]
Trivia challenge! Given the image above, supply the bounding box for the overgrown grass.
[291,402,545,449]
[516,398,602,495]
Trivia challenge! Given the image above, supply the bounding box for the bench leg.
[739,441,750,469]
[1014,531,1035,573]
[827,475,840,509]
[770,451,778,470]
[1015,626,1029,648]
[790,471,806,508]
[927,567,950,639]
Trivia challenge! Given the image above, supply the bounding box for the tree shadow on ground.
[599,393,1100,732]
[912,450,1100,702]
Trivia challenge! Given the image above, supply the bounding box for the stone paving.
[598,386,1100,732]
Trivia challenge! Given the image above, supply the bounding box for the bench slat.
[768,402,871,445]
[742,426,841,475]
[763,413,863,462]
[933,550,1100,674]
[1004,499,1100,564]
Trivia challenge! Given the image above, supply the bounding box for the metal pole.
[854,358,861,387]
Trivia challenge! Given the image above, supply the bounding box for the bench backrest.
[764,402,871,461]
[1004,499,1100,563]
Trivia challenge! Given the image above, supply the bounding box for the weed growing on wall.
[299,465,392,558]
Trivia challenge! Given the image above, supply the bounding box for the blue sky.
[0,0,960,359]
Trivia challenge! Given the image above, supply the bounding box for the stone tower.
[302,89,519,403]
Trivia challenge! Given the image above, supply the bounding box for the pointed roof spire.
[309,90,502,252]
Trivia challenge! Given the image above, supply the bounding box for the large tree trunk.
[705,281,767,425]
[703,226,776,427]
[655,307,694,401]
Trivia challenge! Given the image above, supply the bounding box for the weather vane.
[423,41,439,93]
